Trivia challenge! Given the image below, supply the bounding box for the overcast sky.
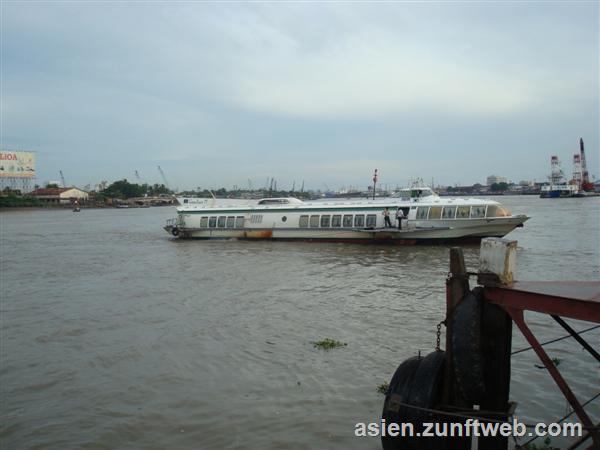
[2,2,598,191]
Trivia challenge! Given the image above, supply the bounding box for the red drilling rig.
[579,138,594,191]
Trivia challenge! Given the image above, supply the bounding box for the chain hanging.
[435,320,446,351]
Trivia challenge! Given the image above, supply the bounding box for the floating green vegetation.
[313,338,347,350]
[521,437,558,450]
[377,382,389,395]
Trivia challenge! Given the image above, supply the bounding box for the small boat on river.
[164,185,529,244]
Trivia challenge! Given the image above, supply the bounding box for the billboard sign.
[0,151,36,178]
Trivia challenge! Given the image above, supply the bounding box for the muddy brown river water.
[1,196,598,449]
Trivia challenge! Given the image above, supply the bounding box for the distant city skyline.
[2,2,598,191]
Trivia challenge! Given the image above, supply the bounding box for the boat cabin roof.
[257,198,304,205]
[176,193,505,213]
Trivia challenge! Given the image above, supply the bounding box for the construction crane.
[269,177,274,196]
[157,166,170,191]
[59,170,67,188]
[549,156,565,184]
[572,153,582,189]
[134,170,141,182]
[580,138,593,191]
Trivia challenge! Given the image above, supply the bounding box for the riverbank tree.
[101,180,172,199]
[0,192,41,207]
[490,182,509,192]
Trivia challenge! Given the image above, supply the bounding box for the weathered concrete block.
[479,238,517,285]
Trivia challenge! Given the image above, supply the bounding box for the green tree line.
[101,180,172,199]
[0,192,41,207]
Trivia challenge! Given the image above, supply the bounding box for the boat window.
[416,207,429,220]
[235,216,244,228]
[183,199,188,204]
[200,217,208,227]
[331,215,341,227]
[470,206,486,218]
[366,214,377,228]
[310,215,320,227]
[428,206,442,220]
[354,215,365,227]
[258,199,289,205]
[226,216,235,228]
[456,206,470,219]
[299,215,309,228]
[486,205,511,218]
[320,215,331,227]
[343,215,353,227]
[217,216,226,227]
[209,216,217,228]
[250,214,263,224]
[442,206,457,219]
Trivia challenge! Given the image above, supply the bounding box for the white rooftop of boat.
[176,194,503,211]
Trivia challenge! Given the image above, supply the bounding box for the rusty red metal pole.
[506,307,597,447]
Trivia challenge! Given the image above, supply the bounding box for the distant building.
[96,181,108,191]
[486,175,507,186]
[519,180,535,187]
[30,187,89,204]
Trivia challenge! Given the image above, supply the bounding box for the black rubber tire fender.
[451,287,485,405]
[406,350,446,423]
[382,355,422,450]
[405,350,446,450]
[172,227,179,236]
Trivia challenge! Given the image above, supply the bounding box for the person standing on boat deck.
[396,207,405,230]
[383,208,393,228]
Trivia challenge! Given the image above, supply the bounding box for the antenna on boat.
[372,169,378,200]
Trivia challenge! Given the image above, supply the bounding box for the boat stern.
[164,217,180,237]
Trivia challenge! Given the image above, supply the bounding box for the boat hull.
[164,217,526,244]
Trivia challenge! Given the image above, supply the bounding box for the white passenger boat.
[164,186,529,244]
